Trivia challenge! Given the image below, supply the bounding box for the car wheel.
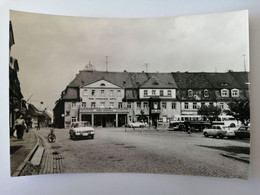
[218,134,224,139]
[203,132,209,137]
[72,133,76,140]
[90,135,94,139]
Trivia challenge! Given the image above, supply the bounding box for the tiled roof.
[60,70,248,101]
[204,72,241,89]
[62,87,79,100]
[140,76,176,89]
[229,71,250,89]
[172,72,212,89]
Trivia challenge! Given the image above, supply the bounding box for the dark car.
[235,126,250,139]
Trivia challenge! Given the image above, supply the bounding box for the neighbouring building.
[53,68,249,128]
[9,21,24,135]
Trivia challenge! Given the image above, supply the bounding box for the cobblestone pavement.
[36,131,65,175]
[34,127,250,179]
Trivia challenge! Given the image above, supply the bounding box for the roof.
[229,71,250,89]
[204,72,241,89]
[172,72,212,89]
[140,76,176,89]
[59,70,249,101]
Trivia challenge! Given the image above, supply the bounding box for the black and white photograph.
[9,9,250,180]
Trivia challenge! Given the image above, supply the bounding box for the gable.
[82,79,123,89]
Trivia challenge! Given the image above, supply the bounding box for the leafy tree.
[225,99,250,125]
[198,104,222,125]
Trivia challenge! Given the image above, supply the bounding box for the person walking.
[15,115,27,140]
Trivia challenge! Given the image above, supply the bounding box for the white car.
[128,121,147,128]
[202,125,228,139]
[69,121,95,140]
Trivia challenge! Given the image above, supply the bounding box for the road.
[35,127,250,179]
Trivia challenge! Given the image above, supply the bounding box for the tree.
[198,104,222,125]
[225,99,250,125]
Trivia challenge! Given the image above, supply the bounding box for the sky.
[10,10,249,111]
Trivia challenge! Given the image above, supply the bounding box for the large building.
[53,69,249,128]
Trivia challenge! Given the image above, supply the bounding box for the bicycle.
[47,129,56,143]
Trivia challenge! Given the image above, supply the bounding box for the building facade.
[53,69,249,128]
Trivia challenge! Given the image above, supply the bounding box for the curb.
[222,152,250,163]
[12,131,41,177]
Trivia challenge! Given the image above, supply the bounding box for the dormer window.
[204,89,209,97]
[188,89,193,97]
[231,89,239,97]
[221,89,229,97]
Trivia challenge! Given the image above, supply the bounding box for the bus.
[169,114,240,131]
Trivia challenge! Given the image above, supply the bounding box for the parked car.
[69,121,95,140]
[202,125,229,139]
[128,121,147,128]
[235,126,250,139]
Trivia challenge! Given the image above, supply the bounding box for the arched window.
[100,83,105,86]
[204,89,209,97]
[231,89,239,97]
[188,89,193,97]
[221,89,229,97]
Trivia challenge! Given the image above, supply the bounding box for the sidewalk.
[10,128,38,176]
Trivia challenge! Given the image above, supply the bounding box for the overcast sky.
[10,10,249,110]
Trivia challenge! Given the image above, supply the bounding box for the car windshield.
[72,122,91,128]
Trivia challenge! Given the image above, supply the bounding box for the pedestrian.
[15,115,27,140]
[154,119,158,130]
[186,125,191,136]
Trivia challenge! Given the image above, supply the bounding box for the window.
[100,102,105,108]
[82,102,86,108]
[91,90,96,96]
[193,103,197,109]
[144,90,148,96]
[71,117,76,123]
[188,89,193,97]
[117,90,121,96]
[219,103,224,109]
[172,102,176,109]
[101,90,104,95]
[209,102,214,106]
[100,83,105,86]
[184,103,189,109]
[152,90,156,95]
[110,90,114,96]
[160,90,164,96]
[167,90,171,96]
[72,102,76,109]
[91,102,96,108]
[137,102,141,108]
[143,102,148,108]
[231,89,239,97]
[221,89,229,97]
[204,89,209,97]
[127,102,131,108]
[154,102,158,109]
[162,102,166,109]
[83,90,88,95]
[109,102,114,108]
[118,102,122,108]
